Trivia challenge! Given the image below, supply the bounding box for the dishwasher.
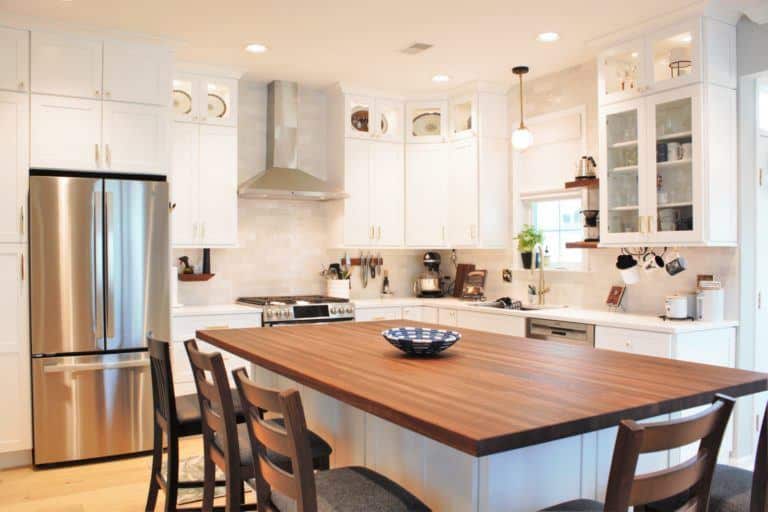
[526,318,595,347]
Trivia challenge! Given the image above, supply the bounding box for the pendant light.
[511,66,533,150]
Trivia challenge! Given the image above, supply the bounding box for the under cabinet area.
[171,122,238,247]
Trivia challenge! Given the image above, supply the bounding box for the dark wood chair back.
[233,367,318,512]
[148,336,177,433]
[605,394,735,511]
[753,400,768,512]
[185,339,243,473]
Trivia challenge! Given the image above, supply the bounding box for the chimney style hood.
[238,81,347,201]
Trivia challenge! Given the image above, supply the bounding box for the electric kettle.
[576,156,597,180]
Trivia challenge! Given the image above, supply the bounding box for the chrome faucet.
[533,243,551,305]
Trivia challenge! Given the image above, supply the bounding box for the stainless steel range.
[237,295,355,326]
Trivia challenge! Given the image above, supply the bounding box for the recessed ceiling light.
[537,32,560,43]
[679,33,693,44]
[245,43,268,54]
[631,52,639,58]
[432,74,451,83]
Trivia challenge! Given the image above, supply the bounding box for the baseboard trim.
[0,449,32,469]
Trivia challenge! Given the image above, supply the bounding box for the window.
[526,196,583,269]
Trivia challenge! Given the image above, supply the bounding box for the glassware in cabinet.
[604,107,642,236]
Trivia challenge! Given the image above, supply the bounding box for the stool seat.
[540,499,604,511]
[270,466,430,512]
[175,392,246,436]
[644,464,753,512]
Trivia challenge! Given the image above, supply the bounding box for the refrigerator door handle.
[104,191,114,341]
[43,358,150,374]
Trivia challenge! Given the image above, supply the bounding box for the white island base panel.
[246,364,700,512]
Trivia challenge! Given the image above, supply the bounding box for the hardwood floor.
[0,437,252,511]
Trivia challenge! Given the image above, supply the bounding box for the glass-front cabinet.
[345,95,403,142]
[600,85,710,246]
[600,100,646,244]
[598,39,646,105]
[172,73,238,127]
[449,93,477,140]
[406,100,447,143]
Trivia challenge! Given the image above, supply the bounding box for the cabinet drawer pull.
[95,143,100,165]
[94,90,100,97]
[20,253,24,281]
[18,81,24,91]
[105,91,111,98]
[20,205,24,236]
[377,225,382,240]
[105,143,112,168]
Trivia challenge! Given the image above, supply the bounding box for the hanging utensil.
[360,252,368,288]
[370,253,376,279]
[376,252,382,277]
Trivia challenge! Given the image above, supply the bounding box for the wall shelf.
[565,178,599,189]
[178,273,216,282]
[565,241,599,249]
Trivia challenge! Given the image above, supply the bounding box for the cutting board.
[453,263,476,298]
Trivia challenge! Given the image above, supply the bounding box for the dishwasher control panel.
[526,318,595,347]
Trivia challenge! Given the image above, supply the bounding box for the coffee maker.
[413,252,444,298]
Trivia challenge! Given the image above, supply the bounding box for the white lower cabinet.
[456,310,526,337]
[355,307,402,322]
[0,245,30,455]
[438,308,458,326]
[171,312,262,395]
[402,306,438,323]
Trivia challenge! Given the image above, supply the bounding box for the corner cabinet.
[405,143,450,247]
[599,83,736,247]
[170,122,238,247]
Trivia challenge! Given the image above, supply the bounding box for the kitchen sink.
[470,302,567,311]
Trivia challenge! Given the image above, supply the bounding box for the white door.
[31,94,102,170]
[599,98,648,245]
[0,92,28,244]
[344,138,372,246]
[170,123,200,246]
[197,125,237,246]
[31,32,102,99]
[102,101,167,173]
[405,143,448,247]
[103,40,170,106]
[373,98,404,143]
[449,139,479,246]
[370,141,404,246]
[645,86,701,244]
[0,28,29,93]
[0,245,31,453]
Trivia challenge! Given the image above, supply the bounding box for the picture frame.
[606,285,626,308]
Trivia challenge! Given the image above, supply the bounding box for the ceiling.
[0,0,716,92]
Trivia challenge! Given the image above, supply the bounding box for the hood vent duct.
[238,80,347,201]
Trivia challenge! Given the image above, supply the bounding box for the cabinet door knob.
[94,90,101,97]
[169,202,177,211]
[105,91,111,98]
[17,81,24,90]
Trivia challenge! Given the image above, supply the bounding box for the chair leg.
[145,424,163,512]
[225,472,242,512]
[314,454,330,471]
[202,440,216,512]
[165,433,180,512]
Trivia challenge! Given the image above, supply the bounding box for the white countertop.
[352,297,738,334]
[172,304,262,317]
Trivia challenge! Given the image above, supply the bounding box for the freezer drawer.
[32,352,153,464]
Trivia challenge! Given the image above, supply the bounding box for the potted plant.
[516,225,543,269]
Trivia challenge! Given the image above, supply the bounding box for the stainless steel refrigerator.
[29,171,169,465]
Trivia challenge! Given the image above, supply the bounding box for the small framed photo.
[606,285,626,308]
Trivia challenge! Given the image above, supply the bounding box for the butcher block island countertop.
[197,321,767,457]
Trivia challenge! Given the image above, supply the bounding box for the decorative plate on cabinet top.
[172,89,192,115]
[207,93,227,118]
[382,327,461,356]
[412,112,441,136]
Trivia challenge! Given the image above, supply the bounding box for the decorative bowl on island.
[381,327,461,356]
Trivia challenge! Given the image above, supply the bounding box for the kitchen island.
[198,321,767,511]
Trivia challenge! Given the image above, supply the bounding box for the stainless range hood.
[238,81,347,201]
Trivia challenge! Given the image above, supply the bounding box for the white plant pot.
[327,279,351,299]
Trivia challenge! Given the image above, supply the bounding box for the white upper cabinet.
[102,101,168,173]
[449,93,477,140]
[31,94,102,171]
[343,138,373,245]
[599,83,735,247]
[449,139,479,246]
[31,32,102,99]
[196,125,238,245]
[406,100,447,143]
[0,28,29,93]
[173,73,238,127]
[373,98,404,142]
[598,17,735,105]
[405,143,449,247]
[0,92,28,244]
[103,40,170,105]
[171,123,238,247]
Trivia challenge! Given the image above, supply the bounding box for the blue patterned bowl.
[381,327,461,356]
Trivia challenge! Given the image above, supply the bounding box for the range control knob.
[345,306,353,314]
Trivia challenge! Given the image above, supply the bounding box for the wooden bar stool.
[185,339,333,512]
[146,336,234,512]
[232,367,431,512]
[539,394,735,512]
[643,400,767,512]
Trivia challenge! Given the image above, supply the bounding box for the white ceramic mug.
[681,142,692,161]
[620,266,640,285]
[667,142,681,161]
